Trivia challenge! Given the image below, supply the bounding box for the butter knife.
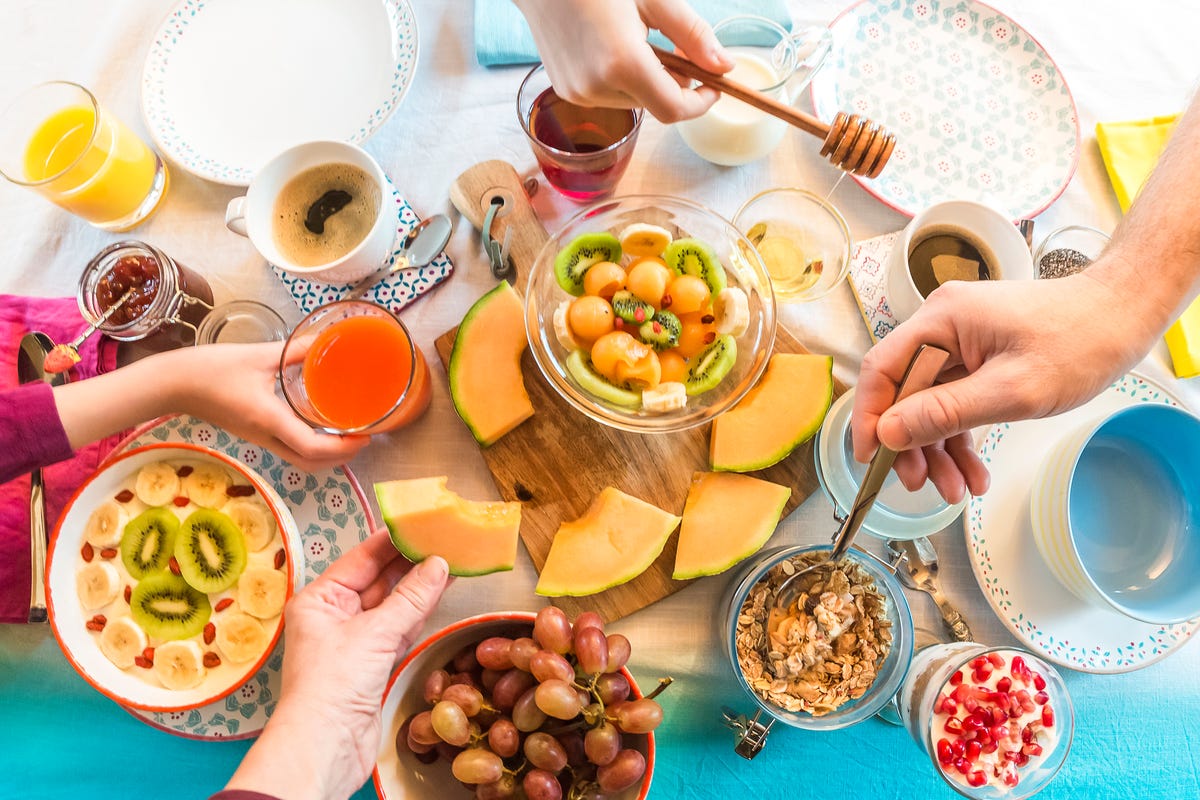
[887,537,972,642]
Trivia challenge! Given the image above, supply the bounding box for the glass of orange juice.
[280,300,432,435]
[0,81,168,231]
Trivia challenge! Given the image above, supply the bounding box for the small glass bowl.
[525,195,777,434]
[733,188,852,303]
[722,544,914,735]
[1033,225,1109,279]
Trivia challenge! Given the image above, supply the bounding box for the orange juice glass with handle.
[281,300,432,435]
[0,81,168,231]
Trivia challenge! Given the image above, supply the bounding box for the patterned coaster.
[272,177,454,315]
[846,231,902,343]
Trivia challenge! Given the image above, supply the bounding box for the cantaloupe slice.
[672,472,791,580]
[449,282,534,446]
[710,353,834,472]
[536,488,681,597]
[376,477,521,576]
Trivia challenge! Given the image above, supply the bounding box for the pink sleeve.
[208,792,285,800]
[0,382,74,484]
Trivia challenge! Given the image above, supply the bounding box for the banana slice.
[237,567,287,619]
[641,382,687,413]
[215,612,269,664]
[713,288,750,336]
[99,616,148,669]
[134,462,181,507]
[83,500,128,549]
[223,499,276,552]
[153,640,207,690]
[183,463,231,508]
[76,561,121,610]
[553,300,579,351]
[619,223,672,258]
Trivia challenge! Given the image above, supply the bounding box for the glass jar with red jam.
[77,241,214,364]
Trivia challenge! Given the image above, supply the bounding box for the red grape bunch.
[397,607,669,800]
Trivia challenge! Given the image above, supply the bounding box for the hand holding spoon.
[43,287,136,374]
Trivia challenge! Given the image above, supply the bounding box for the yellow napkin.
[1096,114,1200,376]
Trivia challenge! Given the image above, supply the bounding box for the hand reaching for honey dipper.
[513,0,733,123]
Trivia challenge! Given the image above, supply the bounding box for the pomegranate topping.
[81,543,95,562]
[114,489,135,503]
[173,496,190,507]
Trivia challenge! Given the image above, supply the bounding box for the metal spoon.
[44,287,135,374]
[344,213,453,300]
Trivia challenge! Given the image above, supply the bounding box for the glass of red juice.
[280,300,431,435]
[517,64,643,202]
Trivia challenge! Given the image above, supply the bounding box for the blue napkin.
[475,0,793,66]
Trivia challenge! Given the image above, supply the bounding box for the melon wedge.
[710,353,834,472]
[536,488,681,597]
[376,477,521,576]
[673,472,791,579]
[449,282,534,446]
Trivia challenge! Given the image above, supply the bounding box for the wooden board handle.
[450,160,550,291]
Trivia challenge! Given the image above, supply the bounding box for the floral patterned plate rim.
[108,414,374,739]
[966,373,1200,674]
[810,0,1079,219]
[141,0,418,186]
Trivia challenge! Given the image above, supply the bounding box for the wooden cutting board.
[439,161,844,622]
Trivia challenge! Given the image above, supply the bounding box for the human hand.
[851,269,1157,503]
[223,533,450,800]
[515,0,733,122]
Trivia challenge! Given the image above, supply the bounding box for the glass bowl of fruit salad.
[525,195,776,433]
[46,442,296,712]
[374,608,657,800]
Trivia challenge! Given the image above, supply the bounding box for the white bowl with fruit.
[374,608,658,800]
[46,443,296,712]
[526,195,776,433]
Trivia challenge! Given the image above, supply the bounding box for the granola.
[735,552,892,716]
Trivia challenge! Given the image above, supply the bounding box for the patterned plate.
[966,374,1200,673]
[811,0,1079,219]
[142,0,418,185]
[109,415,374,738]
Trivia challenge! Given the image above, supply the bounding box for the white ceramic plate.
[811,0,1079,219]
[142,0,419,185]
[965,374,1200,673]
[110,415,374,738]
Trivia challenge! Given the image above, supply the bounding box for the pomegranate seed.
[973,665,993,683]
[1004,772,1020,788]
[955,757,971,775]
[81,543,94,562]
[992,707,1008,727]
[965,741,982,762]
[123,585,132,603]
[1042,706,1055,728]
[970,656,988,670]
[987,652,1006,668]
[1016,690,1036,713]
[937,738,954,765]
[953,684,971,703]
[274,548,286,570]
[203,652,221,668]
[703,331,716,344]
[634,308,646,322]
[1022,725,1035,743]
[991,724,1010,742]
[1033,672,1047,691]
[114,489,134,503]
[614,318,624,329]
[92,614,107,626]
[701,314,716,324]
[963,716,984,733]
[173,496,189,507]
[215,598,234,612]
[169,556,181,575]
[660,294,673,308]
[1013,752,1030,767]
[982,742,998,755]
[176,465,194,478]
[934,694,947,714]
[85,620,104,632]
[203,622,216,645]
[143,647,155,660]
[944,718,964,735]
[996,676,1012,693]
[1022,743,1043,757]
[951,739,966,758]
[942,697,958,716]
[967,771,987,788]
[100,548,118,560]
[1034,691,1049,705]
[969,709,988,726]
[976,728,992,745]
[964,697,979,714]
[134,656,153,669]
[949,670,964,686]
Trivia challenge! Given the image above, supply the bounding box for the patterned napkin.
[271,180,453,316]
[0,296,123,624]
[845,231,902,343]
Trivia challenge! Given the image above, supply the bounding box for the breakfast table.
[3,1,1200,798]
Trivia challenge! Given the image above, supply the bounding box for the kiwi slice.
[121,507,180,579]
[685,334,737,396]
[174,508,247,594]
[554,233,622,296]
[565,349,641,408]
[664,238,727,294]
[611,290,654,324]
[639,310,681,350]
[130,572,212,641]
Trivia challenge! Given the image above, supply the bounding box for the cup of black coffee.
[886,200,1033,322]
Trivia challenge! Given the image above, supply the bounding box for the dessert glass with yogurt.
[898,643,1073,798]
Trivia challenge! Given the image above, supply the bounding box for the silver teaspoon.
[344,213,453,301]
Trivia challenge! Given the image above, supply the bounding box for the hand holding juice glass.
[0,81,168,230]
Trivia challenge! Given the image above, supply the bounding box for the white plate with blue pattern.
[142,0,419,186]
[811,0,1079,219]
[109,414,374,738]
[966,374,1200,674]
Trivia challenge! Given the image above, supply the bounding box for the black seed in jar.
[1038,247,1091,279]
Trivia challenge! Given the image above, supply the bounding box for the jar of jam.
[77,241,215,365]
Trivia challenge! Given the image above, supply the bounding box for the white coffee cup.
[225,141,396,284]
[886,200,1033,323]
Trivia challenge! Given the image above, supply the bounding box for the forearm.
[221,704,346,800]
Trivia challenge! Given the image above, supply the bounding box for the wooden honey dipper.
[651,45,896,178]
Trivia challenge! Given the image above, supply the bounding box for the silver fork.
[887,537,972,642]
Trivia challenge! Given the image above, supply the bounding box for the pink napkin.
[0,295,123,624]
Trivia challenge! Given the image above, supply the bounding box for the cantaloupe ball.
[583,261,626,299]
[567,295,616,342]
[591,331,648,381]
[626,258,673,307]
[615,349,662,390]
[664,274,711,315]
[658,349,689,383]
[676,311,716,358]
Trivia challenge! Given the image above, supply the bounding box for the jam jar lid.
[815,388,966,541]
[196,300,288,345]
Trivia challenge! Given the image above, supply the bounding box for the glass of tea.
[280,300,432,435]
[517,64,643,202]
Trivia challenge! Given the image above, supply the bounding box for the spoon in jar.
[43,287,136,374]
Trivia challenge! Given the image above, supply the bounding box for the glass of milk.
[676,16,831,166]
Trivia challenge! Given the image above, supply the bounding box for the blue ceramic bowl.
[1031,403,1200,624]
